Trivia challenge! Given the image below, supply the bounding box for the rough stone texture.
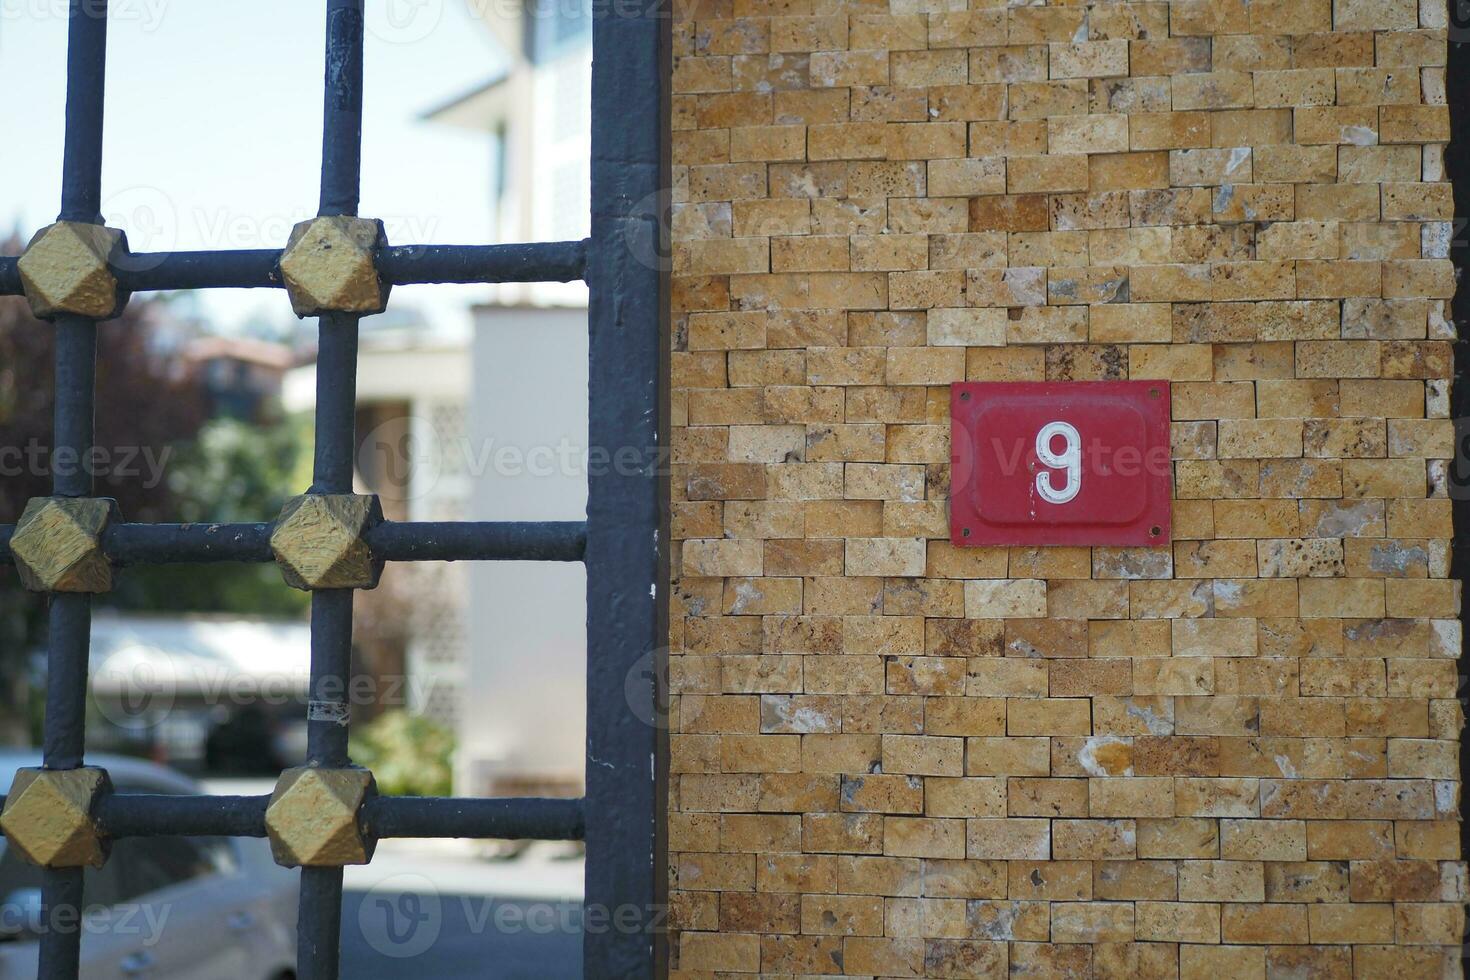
[270,493,384,590]
[264,766,375,867]
[278,216,390,317]
[669,0,1461,973]
[17,221,128,320]
[0,767,111,868]
[9,496,118,593]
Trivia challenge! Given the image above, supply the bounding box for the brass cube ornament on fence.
[17,221,129,320]
[278,216,390,317]
[0,767,111,868]
[270,493,384,590]
[9,496,118,593]
[264,767,376,867]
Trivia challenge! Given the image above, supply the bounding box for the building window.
[524,0,591,64]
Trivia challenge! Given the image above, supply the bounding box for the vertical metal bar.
[298,868,345,979]
[37,869,84,979]
[47,317,98,772]
[295,525,354,980]
[311,313,361,493]
[295,3,367,976]
[583,0,668,972]
[42,596,91,769]
[39,4,110,976]
[39,591,92,975]
[305,590,354,765]
[40,596,91,975]
[292,379,357,980]
[318,0,365,217]
[52,319,97,500]
[58,0,107,223]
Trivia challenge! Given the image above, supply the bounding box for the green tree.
[110,414,313,616]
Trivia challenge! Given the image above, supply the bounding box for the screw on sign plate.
[949,381,1173,547]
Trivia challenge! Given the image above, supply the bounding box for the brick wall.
[668,0,1463,975]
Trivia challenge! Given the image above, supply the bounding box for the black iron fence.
[0,1,667,976]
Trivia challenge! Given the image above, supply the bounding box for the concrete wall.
[667,0,1463,974]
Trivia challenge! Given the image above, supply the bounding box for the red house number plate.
[950,381,1172,547]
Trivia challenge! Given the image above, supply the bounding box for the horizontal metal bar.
[369,521,587,562]
[367,796,585,840]
[97,793,269,838]
[1,793,585,842]
[0,520,587,565]
[121,249,283,291]
[0,241,588,299]
[0,252,283,294]
[105,522,274,563]
[378,241,587,285]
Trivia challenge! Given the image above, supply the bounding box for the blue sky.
[0,0,508,335]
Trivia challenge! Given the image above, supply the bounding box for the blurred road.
[340,891,582,978]
[340,839,584,979]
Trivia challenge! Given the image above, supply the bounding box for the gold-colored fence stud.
[264,767,376,867]
[278,216,390,317]
[0,767,112,868]
[8,497,119,593]
[269,493,384,591]
[16,221,129,320]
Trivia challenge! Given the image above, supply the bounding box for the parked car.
[0,752,297,979]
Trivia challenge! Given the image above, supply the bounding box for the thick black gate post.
[584,0,669,973]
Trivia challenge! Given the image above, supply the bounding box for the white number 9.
[1035,421,1081,505]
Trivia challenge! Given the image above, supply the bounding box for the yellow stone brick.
[964,579,1047,618]
[1008,698,1091,736]
[1136,901,1221,943]
[1007,154,1090,194]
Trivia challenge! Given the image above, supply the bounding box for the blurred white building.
[424,0,593,797]
[426,0,591,308]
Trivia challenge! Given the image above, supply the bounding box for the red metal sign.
[950,381,1172,547]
